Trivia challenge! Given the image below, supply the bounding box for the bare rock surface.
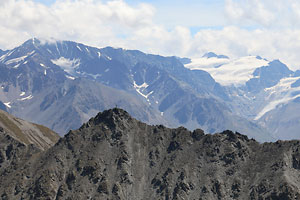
[1,108,300,199]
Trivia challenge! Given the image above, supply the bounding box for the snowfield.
[185,56,269,86]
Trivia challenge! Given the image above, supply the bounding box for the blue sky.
[35,0,56,5]
[1,0,300,69]
[36,0,227,32]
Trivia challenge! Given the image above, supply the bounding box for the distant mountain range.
[1,108,300,199]
[1,38,300,141]
[185,54,300,140]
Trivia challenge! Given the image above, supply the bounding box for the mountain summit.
[202,52,229,59]
[0,108,299,199]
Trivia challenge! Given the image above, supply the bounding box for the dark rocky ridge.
[1,108,300,199]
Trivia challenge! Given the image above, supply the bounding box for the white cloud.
[189,27,300,70]
[0,0,155,48]
[1,0,300,70]
[225,0,275,27]
[224,0,300,28]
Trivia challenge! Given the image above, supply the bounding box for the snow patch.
[0,49,15,62]
[65,75,75,80]
[4,102,11,108]
[6,55,27,65]
[4,50,35,65]
[20,92,25,96]
[133,81,153,99]
[134,81,148,89]
[13,63,20,69]
[77,45,82,51]
[104,68,110,72]
[51,57,80,75]
[44,70,47,75]
[40,63,48,68]
[18,95,33,101]
[78,71,102,79]
[97,52,101,57]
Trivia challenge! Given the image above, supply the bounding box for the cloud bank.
[1,0,300,70]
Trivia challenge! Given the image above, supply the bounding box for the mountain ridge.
[0,108,299,199]
[0,38,274,141]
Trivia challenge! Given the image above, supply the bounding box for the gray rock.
[0,108,299,199]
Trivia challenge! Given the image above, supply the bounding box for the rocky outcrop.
[0,108,300,199]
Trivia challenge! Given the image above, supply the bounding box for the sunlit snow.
[76,45,82,51]
[185,56,269,86]
[65,75,75,80]
[4,51,35,65]
[51,57,80,75]
[133,81,153,99]
[4,102,11,108]
[255,77,300,120]
[40,63,48,68]
[13,64,20,69]
[18,95,33,101]
[0,49,15,62]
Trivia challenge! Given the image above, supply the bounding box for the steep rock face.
[0,108,300,199]
[10,78,168,135]
[0,128,41,178]
[0,110,59,150]
[245,60,293,93]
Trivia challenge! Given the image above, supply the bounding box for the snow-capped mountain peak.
[202,52,229,59]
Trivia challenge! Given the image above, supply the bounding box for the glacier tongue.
[255,77,300,120]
